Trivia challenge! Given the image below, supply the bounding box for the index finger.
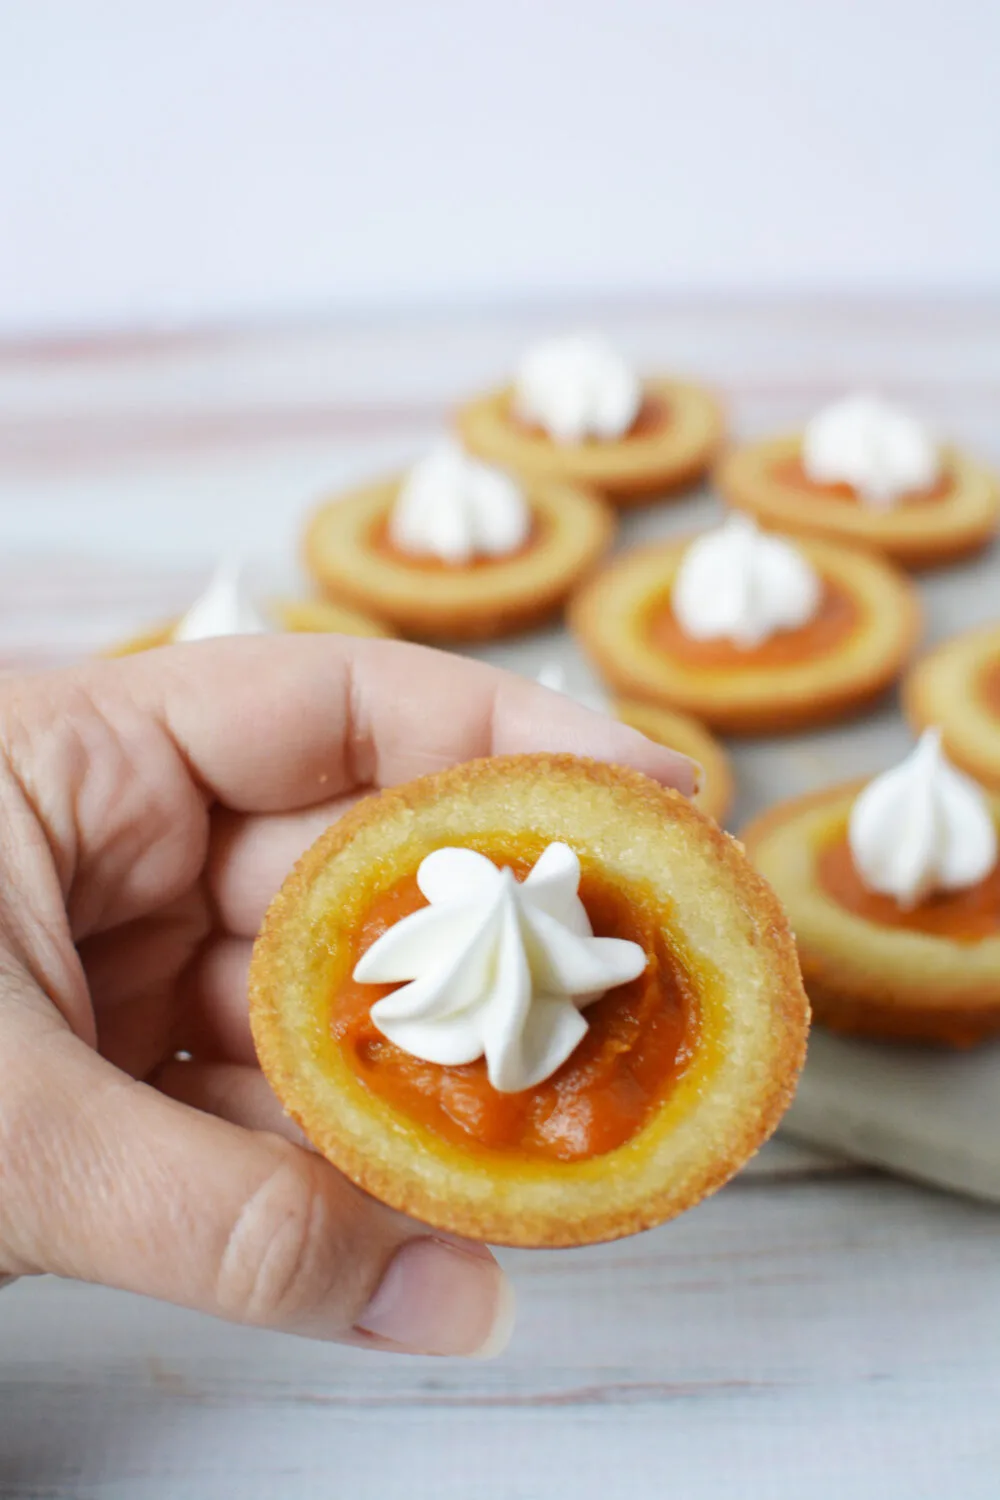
[104,635,698,812]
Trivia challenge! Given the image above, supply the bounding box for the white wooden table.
[2,301,999,1500]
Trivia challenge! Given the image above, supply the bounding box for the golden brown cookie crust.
[613,699,734,825]
[270,597,395,639]
[249,753,808,1247]
[455,378,724,505]
[743,782,1000,1046]
[717,435,1000,569]
[903,623,1000,790]
[105,596,394,656]
[570,534,921,735]
[302,478,614,642]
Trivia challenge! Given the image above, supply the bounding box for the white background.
[2,0,999,335]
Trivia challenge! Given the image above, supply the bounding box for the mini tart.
[717,435,1000,569]
[613,699,734,825]
[105,596,393,656]
[249,754,808,1248]
[302,477,613,641]
[455,378,724,506]
[743,782,1000,1046]
[570,534,921,735]
[904,623,1000,789]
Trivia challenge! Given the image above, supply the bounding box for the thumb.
[2,1020,512,1357]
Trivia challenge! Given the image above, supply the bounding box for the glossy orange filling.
[818,833,1000,943]
[510,392,671,444]
[330,848,698,1162]
[772,455,951,508]
[648,580,859,671]
[979,658,1000,719]
[369,512,543,571]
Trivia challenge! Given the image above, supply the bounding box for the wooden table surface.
[1,299,999,1500]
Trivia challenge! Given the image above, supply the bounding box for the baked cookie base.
[743,783,1000,1048]
[904,622,1000,790]
[105,595,394,656]
[456,377,725,506]
[250,754,808,1247]
[303,478,614,642]
[570,534,921,735]
[717,435,1000,569]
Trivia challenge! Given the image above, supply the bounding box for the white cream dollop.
[389,441,531,566]
[513,333,643,444]
[173,561,272,641]
[671,513,822,650]
[802,392,939,509]
[354,843,647,1093]
[848,728,998,909]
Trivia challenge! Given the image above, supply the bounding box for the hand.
[0,636,696,1356]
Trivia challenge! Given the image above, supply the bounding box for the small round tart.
[717,435,1000,569]
[570,534,920,735]
[613,700,734,825]
[106,596,393,656]
[455,378,724,506]
[743,783,1000,1046]
[249,754,808,1247]
[904,623,1000,789]
[302,477,613,641]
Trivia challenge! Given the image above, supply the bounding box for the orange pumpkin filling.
[329,843,699,1162]
[510,392,671,445]
[772,454,951,508]
[979,658,1000,719]
[818,830,1000,943]
[369,512,544,571]
[647,579,859,671]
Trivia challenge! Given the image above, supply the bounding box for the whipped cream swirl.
[672,513,822,650]
[389,441,531,566]
[848,728,998,908]
[173,561,272,641]
[354,843,647,1093]
[802,392,940,509]
[513,333,643,444]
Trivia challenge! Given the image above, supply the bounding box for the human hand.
[0,636,696,1356]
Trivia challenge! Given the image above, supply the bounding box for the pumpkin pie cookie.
[456,333,723,506]
[904,622,1000,789]
[717,393,1000,568]
[303,442,613,642]
[108,561,392,655]
[570,514,920,734]
[249,754,808,1247]
[743,731,1000,1047]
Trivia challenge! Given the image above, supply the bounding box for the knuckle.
[215,1147,343,1330]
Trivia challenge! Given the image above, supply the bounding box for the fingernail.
[356,1239,515,1358]
[660,752,700,798]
